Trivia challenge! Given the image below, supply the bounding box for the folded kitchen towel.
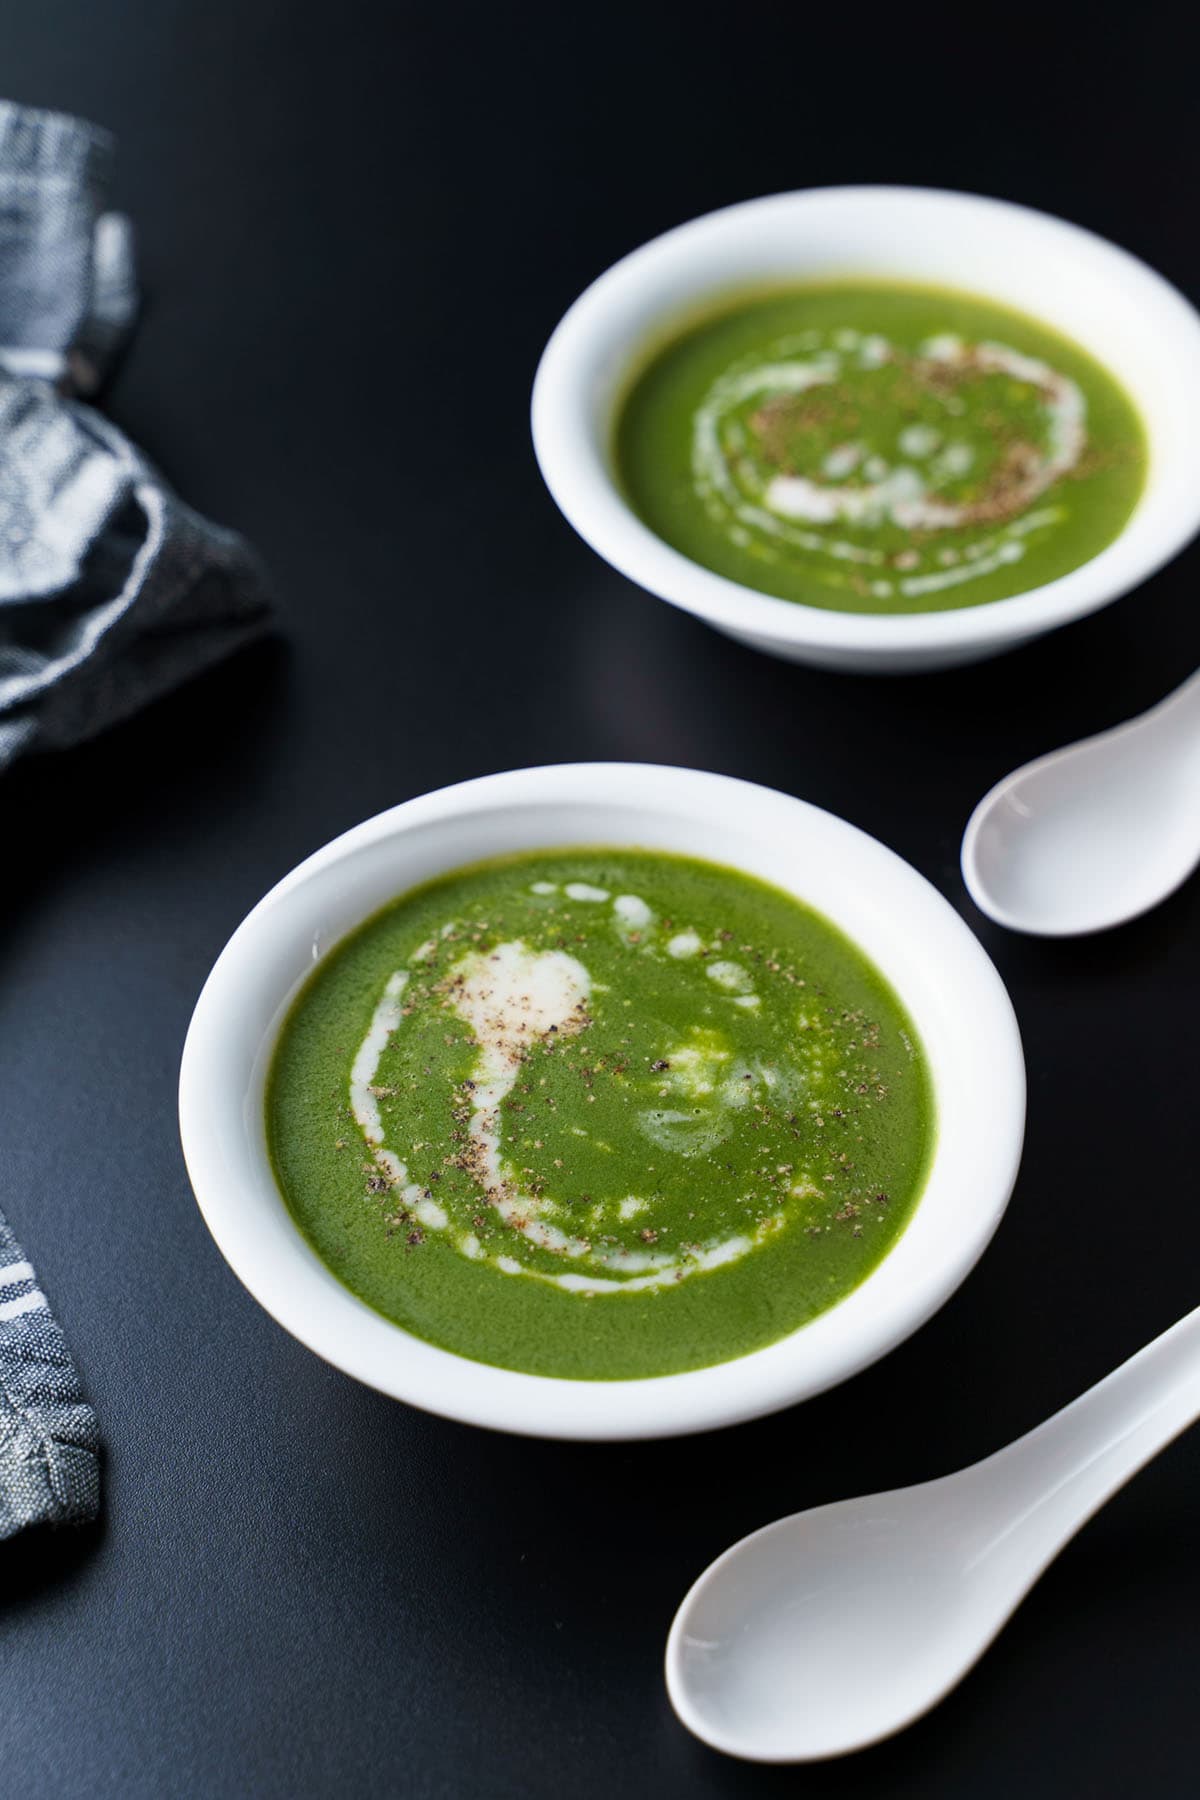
[0,1217,100,1540]
[0,99,274,1534]
[0,100,273,769]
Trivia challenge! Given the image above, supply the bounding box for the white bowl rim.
[531,184,1200,654]
[178,763,1026,1440]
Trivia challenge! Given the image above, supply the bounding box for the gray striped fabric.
[0,1216,100,1539]
[0,100,273,771]
[0,99,273,1534]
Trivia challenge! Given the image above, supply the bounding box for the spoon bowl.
[666,1483,996,1762]
[962,668,1200,935]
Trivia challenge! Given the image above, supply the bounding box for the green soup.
[267,850,935,1379]
[616,282,1146,614]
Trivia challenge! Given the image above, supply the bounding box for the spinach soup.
[616,282,1146,614]
[267,850,935,1379]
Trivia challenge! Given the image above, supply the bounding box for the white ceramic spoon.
[666,1306,1200,1763]
[961,667,1200,935]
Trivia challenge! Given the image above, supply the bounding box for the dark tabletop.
[3,4,1199,1795]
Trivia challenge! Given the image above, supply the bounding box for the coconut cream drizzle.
[348,894,788,1294]
[690,326,1086,598]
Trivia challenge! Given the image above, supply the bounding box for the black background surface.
[3,5,1198,1795]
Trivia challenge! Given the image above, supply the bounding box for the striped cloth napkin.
[0,99,273,1536]
[0,1218,99,1538]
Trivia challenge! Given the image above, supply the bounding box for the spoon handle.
[1148,664,1200,760]
[964,1305,1200,1570]
[1155,663,1200,720]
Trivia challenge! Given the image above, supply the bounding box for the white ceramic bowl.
[532,186,1200,674]
[179,764,1025,1439]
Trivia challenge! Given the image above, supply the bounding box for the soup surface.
[616,282,1146,613]
[268,849,935,1378]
